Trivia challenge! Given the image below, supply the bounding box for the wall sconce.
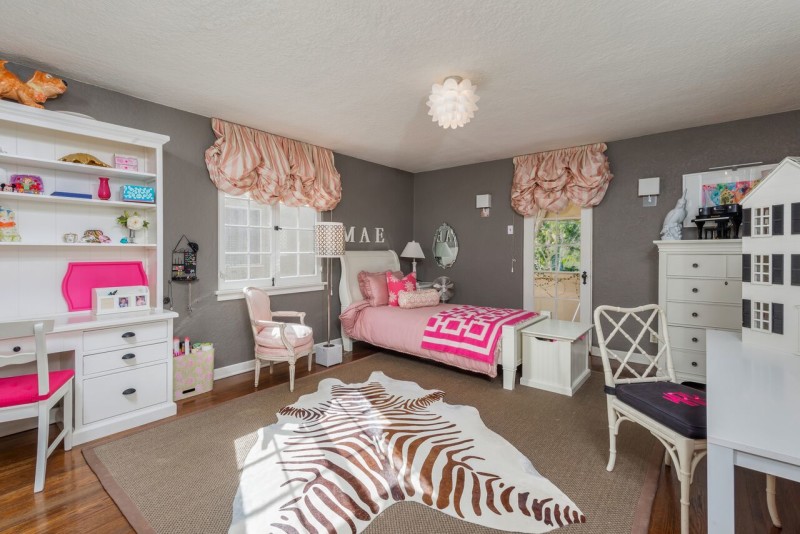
[476,194,491,217]
[638,177,660,207]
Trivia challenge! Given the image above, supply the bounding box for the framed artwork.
[681,163,777,227]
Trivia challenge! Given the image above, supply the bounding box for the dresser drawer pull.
[121,332,136,339]
[12,346,20,353]
[692,337,699,343]
[691,362,698,367]
[691,312,699,318]
[692,288,699,293]
[692,263,699,268]
[121,353,136,360]
[122,388,137,396]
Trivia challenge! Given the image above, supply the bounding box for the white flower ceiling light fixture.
[426,76,480,129]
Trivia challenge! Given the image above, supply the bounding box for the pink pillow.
[398,289,439,309]
[358,270,401,307]
[386,271,417,306]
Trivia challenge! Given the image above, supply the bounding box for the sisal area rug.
[84,353,660,534]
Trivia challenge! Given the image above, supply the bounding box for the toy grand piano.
[691,204,742,239]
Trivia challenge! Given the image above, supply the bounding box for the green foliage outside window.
[534,220,581,272]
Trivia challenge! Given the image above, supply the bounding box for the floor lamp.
[314,221,345,367]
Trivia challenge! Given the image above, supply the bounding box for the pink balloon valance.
[511,143,613,216]
[205,118,341,211]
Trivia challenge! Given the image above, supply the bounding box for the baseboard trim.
[212,337,343,381]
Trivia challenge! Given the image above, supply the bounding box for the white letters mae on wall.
[345,226,385,244]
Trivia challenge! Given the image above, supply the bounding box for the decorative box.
[174,348,214,400]
[92,285,150,315]
[114,154,139,172]
[121,184,155,203]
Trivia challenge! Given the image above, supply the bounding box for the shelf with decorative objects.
[0,99,176,446]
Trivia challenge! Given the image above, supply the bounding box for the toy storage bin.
[173,349,214,400]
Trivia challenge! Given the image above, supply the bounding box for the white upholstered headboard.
[339,250,400,310]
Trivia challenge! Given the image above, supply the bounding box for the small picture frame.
[92,286,150,315]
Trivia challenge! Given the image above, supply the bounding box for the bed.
[338,250,546,390]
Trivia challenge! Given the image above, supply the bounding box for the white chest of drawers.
[655,240,742,383]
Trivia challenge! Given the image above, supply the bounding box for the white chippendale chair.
[0,320,73,493]
[243,287,314,392]
[594,304,780,534]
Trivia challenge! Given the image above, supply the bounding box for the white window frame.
[752,254,771,285]
[215,191,323,301]
[753,206,771,237]
[752,301,771,332]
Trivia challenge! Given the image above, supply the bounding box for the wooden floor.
[1,345,797,533]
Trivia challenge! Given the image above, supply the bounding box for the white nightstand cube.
[520,319,593,396]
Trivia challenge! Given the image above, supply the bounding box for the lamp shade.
[400,241,425,259]
[314,222,345,258]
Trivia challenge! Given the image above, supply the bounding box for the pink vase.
[97,177,111,200]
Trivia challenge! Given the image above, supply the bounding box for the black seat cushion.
[614,381,707,439]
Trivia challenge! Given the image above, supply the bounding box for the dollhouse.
[740,156,800,354]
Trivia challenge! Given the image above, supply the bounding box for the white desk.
[0,309,179,445]
[519,319,593,396]
[707,330,800,532]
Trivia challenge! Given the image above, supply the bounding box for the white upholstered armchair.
[243,287,314,392]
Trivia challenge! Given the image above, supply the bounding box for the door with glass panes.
[523,202,592,323]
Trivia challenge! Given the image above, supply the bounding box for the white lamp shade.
[314,222,346,258]
[476,194,492,209]
[400,240,425,259]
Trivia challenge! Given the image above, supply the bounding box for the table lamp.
[314,221,345,366]
[401,241,425,273]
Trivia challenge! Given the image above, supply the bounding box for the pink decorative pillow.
[358,270,401,307]
[386,271,417,306]
[398,289,439,309]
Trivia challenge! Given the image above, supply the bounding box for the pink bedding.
[340,301,507,377]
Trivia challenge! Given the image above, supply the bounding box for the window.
[752,301,771,332]
[753,207,771,237]
[752,254,771,284]
[218,192,320,293]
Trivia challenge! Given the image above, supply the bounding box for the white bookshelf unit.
[0,101,178,444]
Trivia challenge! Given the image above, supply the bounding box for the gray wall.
[414,159,524,307]
[412,111,800,316]
[3,60,412,369]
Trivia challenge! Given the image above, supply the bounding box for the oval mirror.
[433,223,458,269]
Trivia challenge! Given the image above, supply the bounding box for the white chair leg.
[289,362,296,392]
[606,400,618,472]
[254,358,261,387]
[675,441,693,534]
[664,449,672,467]
[63,382,73,451]
[766,474,781,528]
[269,360,273,375]
[33,402,49,493]
[307,351,313,371]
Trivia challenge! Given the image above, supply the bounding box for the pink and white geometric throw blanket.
[421,305,537,363]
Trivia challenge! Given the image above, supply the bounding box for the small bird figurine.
[661,190,688,240]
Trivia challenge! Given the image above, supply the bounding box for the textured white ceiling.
[2,1,800,172]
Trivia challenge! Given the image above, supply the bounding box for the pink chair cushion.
[386,271,417,306]
[0,369,74,408]
[255,337,314,357]
[358,270,401,306]
[255,323,314,350]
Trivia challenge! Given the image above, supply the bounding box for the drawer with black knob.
[667,326,707,352]
[83,342,168,375]
[83,321,168,353]
[83,363,167,424]
[666,254,726,278]
[666,278,741,304]
[670,349,707,378]
[666,302,741,329]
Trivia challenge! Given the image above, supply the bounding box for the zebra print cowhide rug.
[230,372,584,533]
